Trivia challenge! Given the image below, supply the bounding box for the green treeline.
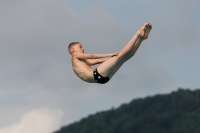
[54,88,200,133]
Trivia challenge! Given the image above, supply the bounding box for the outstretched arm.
[73,52,118,60]
[86,58,110,66]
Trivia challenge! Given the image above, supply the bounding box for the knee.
[114,52,124,61]
[116,51,130,61]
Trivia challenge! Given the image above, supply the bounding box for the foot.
[143,23,152,39]
[137,23,152,40]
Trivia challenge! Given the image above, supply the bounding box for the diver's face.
[74,43,84,53]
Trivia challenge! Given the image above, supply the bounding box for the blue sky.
[0,0,200,133]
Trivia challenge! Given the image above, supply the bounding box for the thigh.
[109,61,124,78]
[97,56,125,78]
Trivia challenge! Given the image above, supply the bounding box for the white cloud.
[0,108,63,133]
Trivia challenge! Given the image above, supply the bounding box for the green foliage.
[53,88,200,133]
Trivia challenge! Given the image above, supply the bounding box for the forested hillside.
[54,88,200,133]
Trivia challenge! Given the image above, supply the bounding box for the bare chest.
[72,59,93,80]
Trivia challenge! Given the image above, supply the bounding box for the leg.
[98,38,144,78]
[110,38,143,78]
[97,23,152,78]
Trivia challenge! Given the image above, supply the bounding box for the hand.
[110,51,119,57]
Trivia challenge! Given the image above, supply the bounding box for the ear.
[72,48,75,53]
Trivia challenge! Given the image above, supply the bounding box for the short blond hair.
[68,42,80,54]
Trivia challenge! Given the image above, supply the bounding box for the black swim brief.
[93,69,109,84]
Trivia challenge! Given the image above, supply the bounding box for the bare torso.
[72,55,96,83]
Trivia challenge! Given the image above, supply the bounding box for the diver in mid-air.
[68,23,152,84]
